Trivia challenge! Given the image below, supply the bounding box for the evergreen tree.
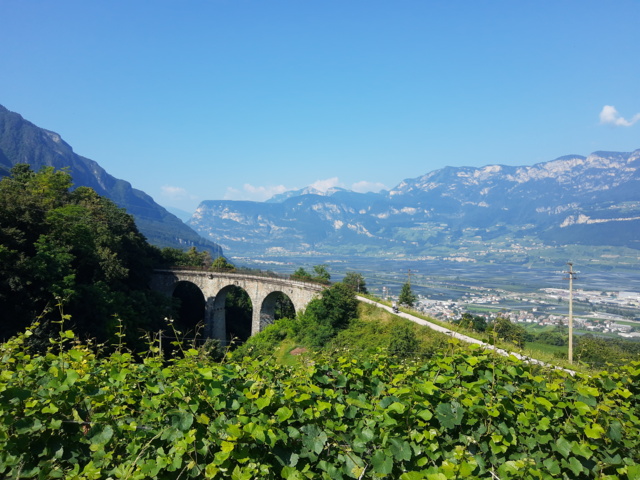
[398,282,417,308]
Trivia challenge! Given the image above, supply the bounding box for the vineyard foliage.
[2,325,640,479]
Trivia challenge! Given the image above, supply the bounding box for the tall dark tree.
[398,282,417,308]
[273,293,295,320]
[225,287,253,344]
[0,165,171,346]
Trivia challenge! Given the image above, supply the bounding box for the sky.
[1,0,639,213]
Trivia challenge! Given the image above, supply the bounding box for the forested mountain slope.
[0,104,222,256]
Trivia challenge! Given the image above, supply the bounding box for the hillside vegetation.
[0,164,226,349]
[1,321,639,479]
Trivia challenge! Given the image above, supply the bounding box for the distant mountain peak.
[267,186,347,203]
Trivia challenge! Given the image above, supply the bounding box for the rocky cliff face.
[189,150,640,257]
[0,104,223,256]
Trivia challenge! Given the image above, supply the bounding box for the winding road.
[357,295,576,375]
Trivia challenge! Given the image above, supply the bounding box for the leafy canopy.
[0,165,170,346]
[291,264,331,284]
[342,271,368,294]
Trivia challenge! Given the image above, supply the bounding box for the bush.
[296,283,358,347]
[388,323,420,359]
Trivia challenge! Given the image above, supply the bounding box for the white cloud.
[351,180,388,193]
[599,105,640,127]
[309,177,342,192]
[161,185,192,200]
[224,183,289,201]
[222,177,388,201]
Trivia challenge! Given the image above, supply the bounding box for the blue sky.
[2,0,639,212]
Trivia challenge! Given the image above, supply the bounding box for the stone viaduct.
[150,269,325,342]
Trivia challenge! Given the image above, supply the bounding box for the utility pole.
[564,262,577,364]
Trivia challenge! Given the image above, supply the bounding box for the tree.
[159,247,215,268]
[298,283,358,347]
[291,267,312,281]
[291,265,330,284]
[342,272,368,294]
[457,313,487,332]
[273,293,295,320]
[313,264,331,284]
[398,282,417,308]
[488,316,526,348]
[0,165,171,346]
[225,287,253,344]
[211,256,234,272]
[185,246,213,268]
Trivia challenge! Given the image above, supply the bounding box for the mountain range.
[3,103,638,268]
[188,150,640,261]
[0,104,223,257]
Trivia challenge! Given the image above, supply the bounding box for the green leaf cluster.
[291,265,331,285]
[342,272,368,294]
[487,317,527,349]
[454,313,487,333]
[2,326,640,479]
[158,246,216,269]
[0,165,171,346]
[236,283,359,356]
[295,283,359,348]
[574,334,640,367]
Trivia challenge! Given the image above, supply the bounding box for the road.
[357,295,576,375]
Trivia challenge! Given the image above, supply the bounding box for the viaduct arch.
[150,269,325,342]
